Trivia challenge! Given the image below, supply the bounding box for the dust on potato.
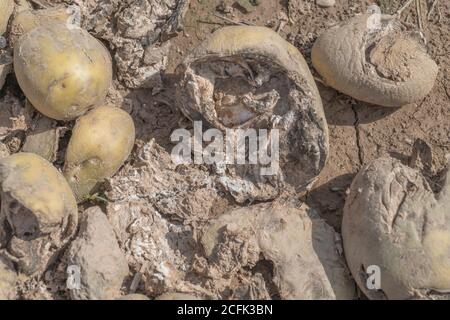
[64,106,135,202]
[14,23,112,121]
[343,157,450,299]
[201,202,356,300]
[9,6,75,47]
[0,153,78,276]
[176,26,329,203]
[312,13,438,107]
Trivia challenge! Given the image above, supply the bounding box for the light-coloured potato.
[0,0,14,36]
[9,6,73,47]
[64,106,135,202]
[201,203,356,300]
[0,153,78,275]
[343,157,450,299]
[14,23,112,121]
[312,13,438,107]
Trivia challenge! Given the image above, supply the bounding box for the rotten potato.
[312,13,438,107]
[201,203,356,300]
[0,153,78,276]
[14,23,112,120]
[64,106,135,202]
[343,157,450,299]
[175,26,329,203]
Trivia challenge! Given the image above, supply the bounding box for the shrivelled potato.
[14,23,112,121]
[201,203,356,300]
[64,106,136,202]
[312,13,438,107]
[9,6,74,47]
[343,157,450,299]
[0,153,78,275]
[176,26,329,203]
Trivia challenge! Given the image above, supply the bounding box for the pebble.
[317,0,336,8]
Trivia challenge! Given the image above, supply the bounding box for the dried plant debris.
[176,26,329,203]
[343,157,450,299]
[53,0,190,89]
[312,13,438,107]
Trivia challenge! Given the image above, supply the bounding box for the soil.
[0,0,448,300]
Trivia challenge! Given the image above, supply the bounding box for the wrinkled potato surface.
[64,106,135,202]
[343,157,450,299]
[312,14,438,107]
[14,23,112,120]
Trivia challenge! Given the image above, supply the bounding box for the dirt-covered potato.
[14,23,112,121]
[64,106,135,202]
[343,157,450,299]
[201,203,355,299]
[176,26,329,203]
[0,153,78,275]
[0,0,14,36]
[9,6,74,47]
[312,13,438,107]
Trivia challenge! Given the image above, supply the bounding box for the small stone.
[116,294,150,300]
[317,0,335,8]
[68,207,129,300]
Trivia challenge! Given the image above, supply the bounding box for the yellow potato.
[64,106,135,202]
[0,153,77,233]
[9,7,73,46]
[14,23,112,121]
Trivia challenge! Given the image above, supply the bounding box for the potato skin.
[0,152,77,233]
[312,14,438,107]
[0,0,14,36]
[64,106,135,202]
[14,23,112,121]
[343,158,450,299]
[9,7,73,46]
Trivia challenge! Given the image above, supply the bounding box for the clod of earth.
[0,0,14,36]
[14,23,112,120]
[67,206,129,300]
[22,115,59,162]
[176,26,329,203]
[343,157,450,299]
[0,153,78,276]
[64,105,135,202]
[312,13,438,107]
[0,255,17,300]
[201,202,356,299]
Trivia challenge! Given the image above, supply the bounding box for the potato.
[9,6,73,47]
[342,157,450,299]
[0,0,14,36]
[201,203,356,299]
[64,106,135,202]
[176,26,329,202]
[0,153,78,275]
[14,23,112,121]
[312,14,438,107]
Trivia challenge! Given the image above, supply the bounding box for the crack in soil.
[351,103,364,166]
